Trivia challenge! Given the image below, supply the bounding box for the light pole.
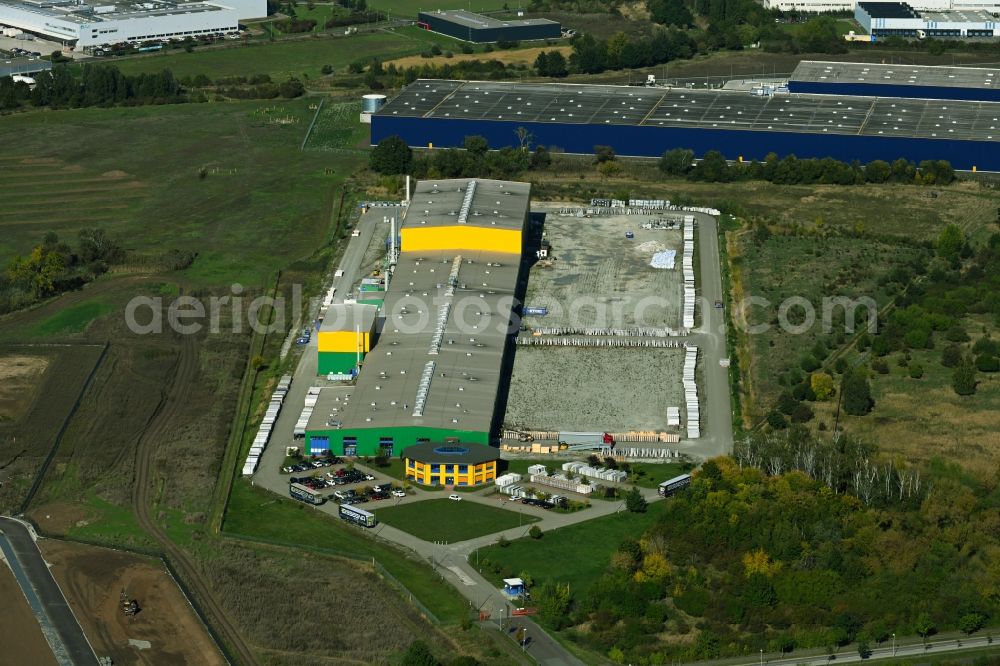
[522,629,527,652]
[759,649,763,666]
[892,633,896,657]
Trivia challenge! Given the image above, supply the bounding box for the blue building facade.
[787,80,1000,103]
[371,114,1000,172]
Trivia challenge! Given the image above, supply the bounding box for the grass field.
[111,29,446,80]
[376,498,539,542]
[739,234,928,415]
[223,481,469,623]
[0,100,363,286]
[478,500,667,595]
[29,299,115,337]
[304,101,368,152]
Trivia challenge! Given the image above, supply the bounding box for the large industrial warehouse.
[0,0,262,48]
[370,76,1000,171]
[789,60,1000,102]
[416,9,560,43]
[303,178,530,458]
[854,1,999,39]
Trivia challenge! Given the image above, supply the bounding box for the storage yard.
[505,346,686,432]
[522,204,685,331]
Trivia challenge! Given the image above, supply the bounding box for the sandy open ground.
[0,562,58,666]
[387,45,572,70]
[0,353,50,422]
[38,540,225,666]
[505,346,684,432]
[523,206,684,330]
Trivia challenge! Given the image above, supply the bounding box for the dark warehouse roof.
[791,60,1000,91]
[857,2,919,18]
[376,79,1000,143]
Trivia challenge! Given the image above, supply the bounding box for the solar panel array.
[791,61,1000,91]
[378,79,1000,142]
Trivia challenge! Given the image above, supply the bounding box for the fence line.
[528,326,681,337]
[19,342,109,514]
[516,336,684,348]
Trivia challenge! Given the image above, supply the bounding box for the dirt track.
[0,562,58,666]
[130,334,260,666]
[38,539,225,666]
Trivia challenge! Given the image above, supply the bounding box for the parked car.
[364,474,375,481]
[391,489,406,498]
[448,494,462,501]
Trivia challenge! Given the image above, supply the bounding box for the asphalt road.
[679,212,735,460]
[0,517,98,666]
[722,634,1000,666]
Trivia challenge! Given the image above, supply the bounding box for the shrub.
[976,355,999,373]
[908,364,924,379]
[529,525,543,539]
[941,344,963,367]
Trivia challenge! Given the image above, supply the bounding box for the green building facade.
[304,425,489,457]
[317,351,360,376]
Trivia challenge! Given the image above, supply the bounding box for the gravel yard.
[504,346,685,432]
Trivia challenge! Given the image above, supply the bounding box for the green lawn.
[478,500,667,595]
[29,299,115,337]
[110,30,440,80]
[0,100,364,286]
[623,462,691,489]
[65,492,157,550]
[376,498,538,542]
[223,482,468,623]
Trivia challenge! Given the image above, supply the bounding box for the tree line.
[529,442,999,664]
[370,134,552,181]
[3,230,124,314]
[660,148,956,186]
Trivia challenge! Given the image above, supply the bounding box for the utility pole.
[892,633,896,657]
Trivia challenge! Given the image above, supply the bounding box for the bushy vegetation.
[2,230,124,314]
[535,442,1000,663]
[660,148,955,187]
[371,134,553,181]
[1,64,183,110]
[867,229,1000,397]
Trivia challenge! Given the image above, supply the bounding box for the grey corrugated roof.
[321,303,378,333]
[377,79,1000,142]
[409,178,530,231]
[308,178,529,434]
[791,60,1000,91]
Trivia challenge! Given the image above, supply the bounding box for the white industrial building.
[0,0,264,48]
[763,0,1000,16]
[856,1,998,38]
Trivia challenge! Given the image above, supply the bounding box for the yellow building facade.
[400,226,522,255]
[402,442,500,487]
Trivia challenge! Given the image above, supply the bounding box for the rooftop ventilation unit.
[457,180,477,224]
[412,360,436,416]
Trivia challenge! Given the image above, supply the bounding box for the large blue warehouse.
[370,78,1000,171]
[789,60,1000,102]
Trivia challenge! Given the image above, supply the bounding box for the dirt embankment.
[38,539,225,666]
[0,563,58,666]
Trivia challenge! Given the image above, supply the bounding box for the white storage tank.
[362,94,387,114]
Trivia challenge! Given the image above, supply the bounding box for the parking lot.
[281,457,409,505]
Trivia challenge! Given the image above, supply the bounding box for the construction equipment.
[120,587,140,618]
